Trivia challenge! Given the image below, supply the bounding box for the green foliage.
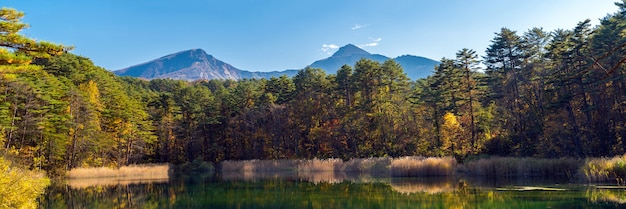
[0,8,72,65]
[171,157,214,174]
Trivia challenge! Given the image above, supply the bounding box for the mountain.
[309,44,438,78]
[114,45,439,81]
[114,49,297,80]
[309,44,388,75]
[394,55,440,79]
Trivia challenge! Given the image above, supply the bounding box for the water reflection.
[389,177,457,194]
[66,176,169,189]
[220,170,460,194]
[588,187,626,204]
[42,171,626,209]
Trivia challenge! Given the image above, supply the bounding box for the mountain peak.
[163,48,209,60]
[332,44,370,57]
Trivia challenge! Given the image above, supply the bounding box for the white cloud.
[361,42,379,47]
[351,24,368,30]
[321,44,340,54]
[359,37,382,48]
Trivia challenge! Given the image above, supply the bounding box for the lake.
[40,171,625,209]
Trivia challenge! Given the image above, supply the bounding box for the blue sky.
[4,0,619,72]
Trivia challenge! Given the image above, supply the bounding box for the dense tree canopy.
[1,2,626,180]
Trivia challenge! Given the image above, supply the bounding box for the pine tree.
[455,48,480,152]
[0,8,71,65]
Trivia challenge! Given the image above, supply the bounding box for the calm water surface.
[40,172,625,209]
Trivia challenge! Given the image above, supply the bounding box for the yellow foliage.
[0,157,50,209]
[79,80,104,112]
[440,113,462,154]
[443,112,460,128]
[0,131,4,148]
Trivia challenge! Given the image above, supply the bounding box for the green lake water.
[40,172,626,209]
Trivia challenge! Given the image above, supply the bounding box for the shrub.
[171,158,214,173]
[0,156,50,209]
[580,155,626,183]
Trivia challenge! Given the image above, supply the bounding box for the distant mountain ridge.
[114,45,439,81]
[114,49,298,80]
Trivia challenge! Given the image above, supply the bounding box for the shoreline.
[65,155,626,184]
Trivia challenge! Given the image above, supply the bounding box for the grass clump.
[580,154,626,183]
[390,156,456,177]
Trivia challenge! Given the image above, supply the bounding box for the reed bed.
[297,158,343,172]
[221,159,299,172]
[219,156,457,177]
[220,155,626,182]
[67,177,168,189]
[580,154,626,183]
[390,156,456,177]
[463,157,581,178]
[341,157,392,174]
[68,164,169,179]
[217,155,626,185]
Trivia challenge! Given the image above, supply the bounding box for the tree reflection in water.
[41,171,625,209]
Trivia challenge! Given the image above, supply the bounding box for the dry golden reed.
[297,158,343,172]
[68,164,169,179]
[220,156,457,177]
[463,157,581,177]
[341,157,392,173]
[220,155,626,182]
[67,177,168,189]
[390,156,456,177]
[221,159,298,172]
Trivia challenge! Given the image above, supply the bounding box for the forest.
[0,2,625,178]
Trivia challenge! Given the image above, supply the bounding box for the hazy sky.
[4,0,619,72]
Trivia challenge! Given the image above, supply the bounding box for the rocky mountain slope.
[114,45,438,81]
